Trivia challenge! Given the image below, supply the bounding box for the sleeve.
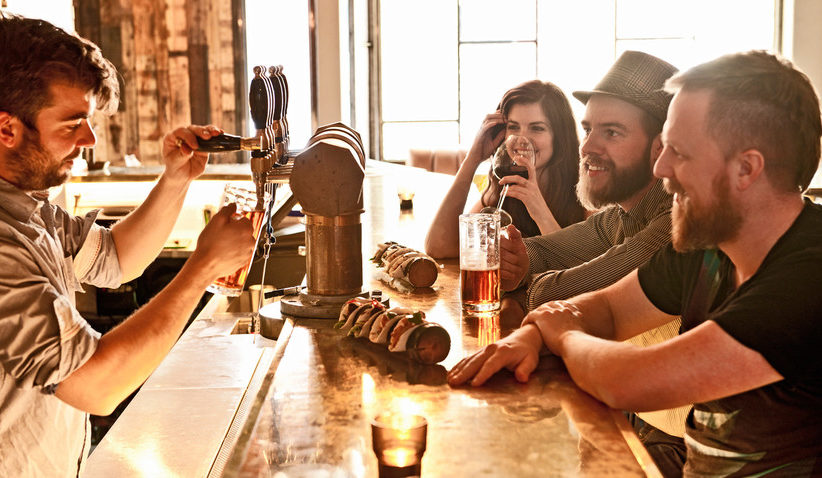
[524,209,672,310]
[54,206,122,288]
[636,243,694,316]
[710,246,822,381]
[524,211,613,278]
[0,242,100,391]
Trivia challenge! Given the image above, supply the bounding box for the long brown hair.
[482,80,584,236]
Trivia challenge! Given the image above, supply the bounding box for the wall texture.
[73,0,246,165]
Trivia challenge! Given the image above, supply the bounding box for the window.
[245,0,313,148]
[375,0,777,162]
[0,0,74,31]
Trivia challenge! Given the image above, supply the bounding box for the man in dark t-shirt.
[448,51,822,476]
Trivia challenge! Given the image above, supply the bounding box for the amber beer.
[207,184,269,296]
[460,267,500,312]
[209,208,266,296]
[459,212,501,314]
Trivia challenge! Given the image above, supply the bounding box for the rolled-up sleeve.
[73,223,122,288]
[55,208,122,289]
[0,245,99,391]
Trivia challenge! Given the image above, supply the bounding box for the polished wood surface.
[223,163,661,477]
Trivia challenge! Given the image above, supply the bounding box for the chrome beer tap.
[208,64,369,320]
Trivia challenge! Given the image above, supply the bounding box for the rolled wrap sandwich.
[335,297,373,332]
[371,242,439,288]
[339,303,451,364]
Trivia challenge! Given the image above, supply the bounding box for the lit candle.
[381,446,417,467]
[371,412,428,477]
[397,185,415,210]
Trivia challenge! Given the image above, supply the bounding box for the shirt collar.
[622,179,672,224]
[0,177,47,222]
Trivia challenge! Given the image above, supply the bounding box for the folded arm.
[527,271,782,411]
[425,113,504,259]
[524,210,671,310]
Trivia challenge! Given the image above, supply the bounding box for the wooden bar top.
[221,163,661,477]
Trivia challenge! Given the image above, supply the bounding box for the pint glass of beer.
[459,213,501,314]
[206,185,267,296]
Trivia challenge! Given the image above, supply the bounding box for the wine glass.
[480,135,535,227]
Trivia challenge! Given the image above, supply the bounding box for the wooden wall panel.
[166,0,191,133]
[74,0,245,166]
[132,0,162,164]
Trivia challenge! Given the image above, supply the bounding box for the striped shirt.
[517,178,688,438]
[522,178,673,310]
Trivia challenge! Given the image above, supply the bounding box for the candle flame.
[381,446,418,467]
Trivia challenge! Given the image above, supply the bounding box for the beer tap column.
[279,129,367,318]
[248,65,279,211]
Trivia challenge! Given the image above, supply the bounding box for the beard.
[666,172,743,252]
[5,127,77,190]
[575,142,654,210]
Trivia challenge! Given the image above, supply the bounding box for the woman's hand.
[464,112,506,169]
[500,159,561,234]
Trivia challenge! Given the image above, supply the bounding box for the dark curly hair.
[0,13,119,130]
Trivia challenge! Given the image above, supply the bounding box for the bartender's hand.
[464,112,506,169]
[161,124,224,186]
[500,224,529,291]
[448,324,544,386]
[189,203,256,280]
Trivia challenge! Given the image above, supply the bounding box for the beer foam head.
[460,257,500,270]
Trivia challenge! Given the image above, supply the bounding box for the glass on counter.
[458,212,501,314]
[371,412,428,477]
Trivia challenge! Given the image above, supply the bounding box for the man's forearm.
[111,174,191,281]
[55,256,215,415]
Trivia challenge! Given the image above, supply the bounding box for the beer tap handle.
[277,66,290,145]
[249,65,276,208]
[268,66,283,123]
[249,65,274,132]
[265,65,289,165]
[268,66,290,143]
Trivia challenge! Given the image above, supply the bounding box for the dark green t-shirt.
[638,200,822,476]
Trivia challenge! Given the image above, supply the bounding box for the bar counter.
[86,162,660,477]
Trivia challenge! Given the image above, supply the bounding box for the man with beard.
[500,51,676,318]
[450,50,822,476]
[0,14,256,476]
[496,52,688,474]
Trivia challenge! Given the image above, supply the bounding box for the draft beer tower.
[245,65,368,318]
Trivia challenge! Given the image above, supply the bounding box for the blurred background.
[3,0,818,166]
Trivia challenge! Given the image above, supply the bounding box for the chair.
[407,148,468,175]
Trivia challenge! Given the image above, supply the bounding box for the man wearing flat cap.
[496,51,688,474]
[452,50,822,476]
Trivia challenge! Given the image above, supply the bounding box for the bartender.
[0,13,256,477]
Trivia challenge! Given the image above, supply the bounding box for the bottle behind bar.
[196,133,262,152]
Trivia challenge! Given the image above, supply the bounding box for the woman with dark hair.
[425,80,586,258]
